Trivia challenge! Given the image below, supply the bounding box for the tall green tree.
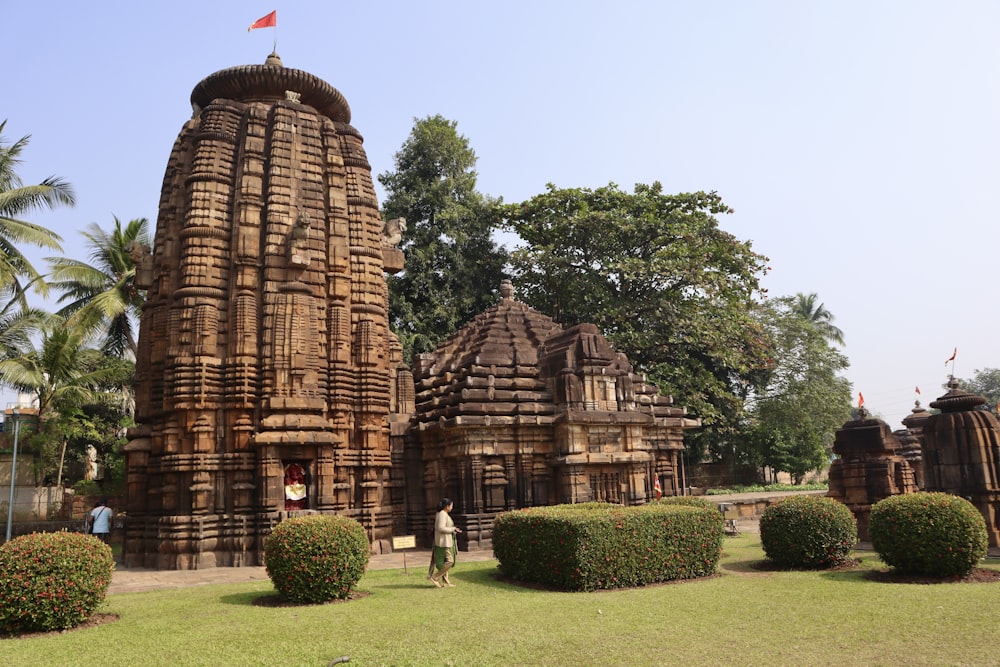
[741,295,852,482]
[379,115,508,361]
[792,292,844,346]
[47,216,149,358]
[0,120,71,305]
[502,182,772,460]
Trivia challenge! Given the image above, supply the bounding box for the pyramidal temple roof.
[412,281,563,427]
[412,281,691,430]
[415,281,562,377]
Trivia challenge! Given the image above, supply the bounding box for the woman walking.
[430,498,461,587]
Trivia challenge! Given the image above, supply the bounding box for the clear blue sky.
[7,1,1000,428]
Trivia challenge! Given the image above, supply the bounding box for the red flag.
[248,10,276,31]
[915,386,920,395]
[653,476,662,500]
[858,392,864,408]
[945,347,957,365]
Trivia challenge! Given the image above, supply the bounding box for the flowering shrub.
[493,502,723,591]
[759,495,857,568]
[0,531,114,634]
[264,515,369,603]
[870,492,988,577]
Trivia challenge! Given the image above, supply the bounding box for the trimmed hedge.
[492,502,724,591]
[264,515,370,603]
[0,531,114,634]
[870,492,988,577]
[759,495,857,569]
[655,496,719,510]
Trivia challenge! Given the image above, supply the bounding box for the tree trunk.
[56,435,67,488]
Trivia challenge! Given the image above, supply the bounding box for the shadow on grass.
[720,559,772,575]
[218,590,270,606]
[219,589,373,607]
[720,556,872,582]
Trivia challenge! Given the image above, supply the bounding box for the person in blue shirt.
[88,499,113,544]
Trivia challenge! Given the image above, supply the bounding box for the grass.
[2,535,999,666]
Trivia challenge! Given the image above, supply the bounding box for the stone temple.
[123,55,696,568]
[826,408,918,541]
[921,379,1000,548]
[406,280,696,550]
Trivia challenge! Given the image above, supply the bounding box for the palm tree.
[792,292,845,346]
[0,316,126,485]
[47,216,149,359]
[0,120,71,305]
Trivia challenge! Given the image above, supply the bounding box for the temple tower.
[922,378,1000,548]
[124,54,401,568]
[827,409,918,541]
[896,401,930,489]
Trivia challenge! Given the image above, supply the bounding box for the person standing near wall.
[88,499,113,544]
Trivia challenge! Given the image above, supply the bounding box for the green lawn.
[3,536,999,666]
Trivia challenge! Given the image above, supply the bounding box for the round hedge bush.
[264,514,370,603]
[870,492,988,577]
[759,495,857,568]
[0,531,114,634]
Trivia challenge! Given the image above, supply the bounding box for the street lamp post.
[4,408,21,543]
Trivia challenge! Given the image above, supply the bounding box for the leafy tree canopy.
[0,315,133,485]
[741,295,852,482]
[502,182,771,459]
[379,115,508,361]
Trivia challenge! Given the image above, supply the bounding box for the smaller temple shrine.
[827,408,918,540]
[894,401,930,489]
[922,378,1000,548]
[405,281,698,549]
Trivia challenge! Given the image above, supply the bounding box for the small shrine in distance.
[407,281,697,550]
[826,408,917,540]
[921,378,1000,548]
[894,401,930,489]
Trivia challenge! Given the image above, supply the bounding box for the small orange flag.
[248,10,276,31]
[858,392,865,408]
[945,347,957,365]
[915,386,920,395]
